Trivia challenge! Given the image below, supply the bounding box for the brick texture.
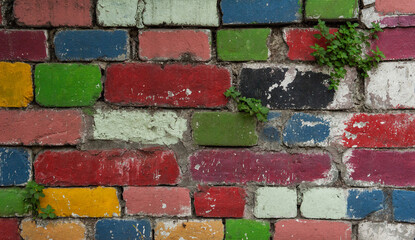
[0,30,48,61]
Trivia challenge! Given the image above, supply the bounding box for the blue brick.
[221,0,301,25]
[267,112,282,121]
[261,126,281,142]
[393,190,415,223]
[347,189,385,219]
[54,30,129,61]
[283,113,330,146]
[0,148,31,186]
[95,219,151,240]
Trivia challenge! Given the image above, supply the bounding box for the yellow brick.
[40,187,120,217]
[0,62,33,107]
[20,219,85,240]
[155,220,224,240]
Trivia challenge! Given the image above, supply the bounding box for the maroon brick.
[190,150,334,185]
[194,186,246,218]
[105,63,231,108]
[372,28,415,60]
[0,218,20,240]
[35,148,180,186]
[0,30,48,61]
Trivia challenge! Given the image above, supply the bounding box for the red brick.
[14,0,92,27]
[284,28,337,61]
[105,63,231,108]
[194,186,246,218]
[372,28,415,60]
[123,187,191,217]
[342,113,415,148]
[0,110,84,145]
[190,150,334,185]
[139,30,211,61]
[0,218,19,240]
[376,0,415,14]
[274,219,352,240]
[35,148,180,186]
[0,30,48,61]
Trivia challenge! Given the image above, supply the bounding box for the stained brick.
[0,148,31,186]
[0,62,33,108]
[283,113,330,146]
[274,220,352,240]
[95,219,151,240]
[0,30,48,61]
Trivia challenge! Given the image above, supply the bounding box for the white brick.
[254,187,297,218]
[300,188,347,219]
[359,222,415,240]
[97,0,139,27]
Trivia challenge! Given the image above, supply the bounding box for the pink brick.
[0,30,48,61]
[0,218,20,240]
[14,0,92,27]
[139,30,211,61]
[0,110,84,145]
[123,187,191,216]
[372,28,415,60]
[35,148,180,186]
[376,0,415,14]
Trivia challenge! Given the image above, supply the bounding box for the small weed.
[224,87,269,122]
[23,181,56,219]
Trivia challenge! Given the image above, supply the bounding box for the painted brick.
[14,0,92,27]
[347,189,385,219]
[376,0,415,14]
[190,150,335,185]
[260,112,282,143]
[0,30,48,61]
[192,113,258,146]
[283,28,337,61]
[342,113,415,148]
[55,30,128,61]
[20,219,86,240]
[225,219,270,240]
[283,113,330,146]
[40,187,120,217]
[123,187,191,217]
[35,149,180,186]
[217,28,270,61]
[95,219,151,240]
[254,187,297,218]
[97,0,139,27]
[362,7,415,28]
[305,0,359,19]
[239,64,354,109]
[93,109,187,145]
[221,0,301,24]
[0,148,31,186]
[155,220,224,240]
[0,218,19,240]
[301,188,347,219]
[358,222,415,240]
[371,28,415,60]
[35,64,102,107]
[142,0,219,26]
[194,186,246,218]
[105,63,230,108]
[0,62,33,107]
[274,219,352,240]
[0,110,84,145]
[139,30,211,61]
[0,188,27,216]
[393,190,415,223]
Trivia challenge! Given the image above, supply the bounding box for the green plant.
[224,87,269,122]
[310,20,386,90]
[23,181,56,219]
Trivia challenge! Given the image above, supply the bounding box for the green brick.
[225,219,270,240]
[306,0,358,19]
[217,28,270,61]
[0,188,27,216]
[192,112,258,146]
[35,64,102,107]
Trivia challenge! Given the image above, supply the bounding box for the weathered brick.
[0,30,48,61]
[14,0,92,27]
[20,219,86,240]
[260,112,282,143]
[123,187,191,217]
[190,150,335,185]
[274,219,352,240]
[217,28,270,61]
[347,189,385,219]
[254,187,297,218]
[40,187,120,217]
[194,186,246,218]
[155,220,224,240]
[0,62,33,107]
[0,110,84,145]
[376,0,415,14]
[0,218,19,240]
[0,188,27,216]
[35,64,102,107]
[305,0,359,19]
[239,64,355,109]
[105,63,230,108]
[0,148,31,186]
[139,30,211,61]
[342,113,415,148]
[93,109,187,145]
[192,113,258,146]
[96,0,139,27]
[283,113,330,146]
[371,28,415,60]
[362,7,415,28]
[95,219,151,240]
[142,0,219,26]
[225,219,270,240]
[54,30,128,61]
[35,149,180,186]
[358,222,415,240]
[393,190,415,223]
[221,0,301,24]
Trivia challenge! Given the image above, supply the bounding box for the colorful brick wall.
[1,0,415,239]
